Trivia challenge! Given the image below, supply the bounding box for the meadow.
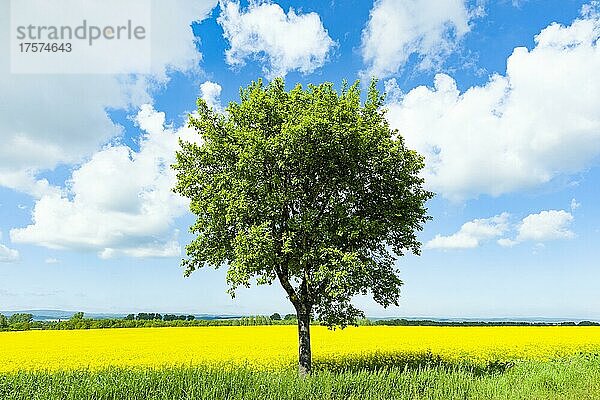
[1,326,599,399]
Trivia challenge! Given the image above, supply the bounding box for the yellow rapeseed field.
[1,326,599,372]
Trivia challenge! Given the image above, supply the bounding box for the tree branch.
[274,265,300,308]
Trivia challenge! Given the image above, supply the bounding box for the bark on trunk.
[297,311,312,376]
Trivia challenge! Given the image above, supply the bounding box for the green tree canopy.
[173,78,433,374]
[70,312,84,321]
[8,313,33,325]
[270,313,282,321]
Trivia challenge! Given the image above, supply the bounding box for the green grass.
[1,355,599,399]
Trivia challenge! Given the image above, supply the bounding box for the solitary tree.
[173,78,433,375]
[270,312,282,321]
[70,312,84,321]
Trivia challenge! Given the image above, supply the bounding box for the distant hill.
[0,310,124,321]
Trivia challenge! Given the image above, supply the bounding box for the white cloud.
[0,245,19,263]
[497,238,518,247]
[361,0,475,78]
[426,213,510,249]
[10,105,201,259]
[431,209,576,250]
[571,198,581,210]
[582,1,600,17]
[386,6,600,200]
[384,78,404,102]
[0,231,19,263]
[531,242,546,255]
[200,81,223,111]
[148,0,218,80]
[44,257,59,264]
[0,0,216,197]
[516,210,575,242]
[217,0,335,78]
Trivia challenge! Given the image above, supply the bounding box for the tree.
[0,314,7,329]
[270,313,282,321]
[70,312,84,320]
[173,78,433,375]
[136,313,150,320]
[8,313,33,325]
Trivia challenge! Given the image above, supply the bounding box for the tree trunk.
[297,310,312,376]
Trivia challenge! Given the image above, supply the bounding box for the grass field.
[1,326,599,398]
[1,356,599,399]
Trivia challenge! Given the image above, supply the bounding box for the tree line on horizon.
[1,311,598,333]
[124,313,196,321]
[0,312,303,332]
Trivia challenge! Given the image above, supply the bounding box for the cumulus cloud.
[10,105,201,259]
[497,238,518,247]
[430,209,576,250]
[0,0,216,197]
[570,198,581,211]
[386,5,600,200]
[516,210,575,242]
[200,81,223,111]
[426,213,510,249]
[0,231,19,263]
[361,0,475,78]
[217,0,335,78]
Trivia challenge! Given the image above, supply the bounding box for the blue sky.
[1,0,599,318]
